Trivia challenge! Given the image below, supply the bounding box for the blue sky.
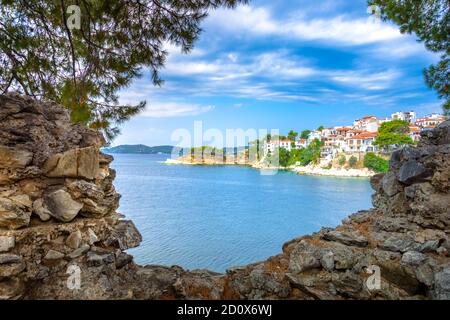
[114,0,442,147]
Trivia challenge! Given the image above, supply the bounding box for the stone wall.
[1,93,449,299]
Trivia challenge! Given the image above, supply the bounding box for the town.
[263,111,448,161]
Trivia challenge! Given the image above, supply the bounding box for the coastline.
[163,158,375,178]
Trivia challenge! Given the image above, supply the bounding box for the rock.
[433,266,450,299]
[0,146,33,169]
[0,278,24,299]
[381,235,417,253]
[322,230,368,247]
[65,230,82,249]
[320,251,334,271]
[115,252,133,269]
[87,228,99,245]
[401,251,427,266]
[0,197,30,229]
[68,244,90,259]
[105,220,142,250]
[44,250,65,260]
[86,251,114,267]
[0,254,25,277]
[43,147,99,180]
[370,173,384,191]
[0,236,15,252]
[398,160,432,185]
[419,240,440,253]
[381,172,401,197]
[44,189,83,222]
[288,241,321,273]
[32,199,52,222]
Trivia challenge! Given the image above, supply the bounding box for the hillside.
[102,144,178,154]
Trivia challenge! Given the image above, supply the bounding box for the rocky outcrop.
[1,93,449,300]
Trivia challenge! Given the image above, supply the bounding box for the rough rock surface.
[0,93,449,300]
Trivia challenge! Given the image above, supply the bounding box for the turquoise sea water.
[110,154,373,272]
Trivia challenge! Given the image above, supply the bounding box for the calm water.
[110,154,373,272]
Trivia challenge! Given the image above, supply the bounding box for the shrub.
[338,155,346,166]
[348,156,358,168]
[364,152,389,173]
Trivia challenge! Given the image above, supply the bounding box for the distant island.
[102,144,179,154]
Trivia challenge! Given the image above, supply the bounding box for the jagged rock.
[0,197,30,229]
[44,190,83,222]
[0,236,15,252]
[0,146,33,169]
[398,160,432,185]
[288,241,321,273]
[43,147,99,180]
[381,172,401,197]
[65,230,82,249]
[105,220,142,250]
[322,230,368,247]
[44,250,65,260]
[0,278,24,299]
[115,252,133,269]
[320,251,334,271]
[381,235,417,253]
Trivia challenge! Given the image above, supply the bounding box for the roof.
[336,127,352,131]
[362,116,377,120]
[348,132,379,139]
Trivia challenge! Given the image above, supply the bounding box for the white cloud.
[329,69,400,90]
[208,5,403,46]
[140,101,215,118]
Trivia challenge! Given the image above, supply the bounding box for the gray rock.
[0,236,15,252]
[43,147,99,180]
[322,230,368,247]
[381,235,417,253]
[382,172,401,197]
[401,251,427,266]
[419,240,440,253]
[320,251,334,271]
[433,266,450,299]
[105,220,142,250]
[65,230,82,249]
[115,252,133,269]
[44,250,65,260]
[0,254,24,277]
[0,253,22,264]
[44,189,83,222]
[398,160,432,185]
[288,241,321,273]
[68,244,90,259]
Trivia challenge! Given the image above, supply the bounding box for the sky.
[114,0,442,148]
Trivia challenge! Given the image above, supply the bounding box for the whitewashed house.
[345,132,379,153]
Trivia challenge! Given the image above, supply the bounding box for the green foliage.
[0,0,247,140]
[368,0,449,113]
[348,156,358,168]
[287,130,299,141]
[317,125,324,131]
[277,147,291,168]
[300,130,311,140]
[374,120,414,148]
[364,152,389,173]
[338,155,346,166]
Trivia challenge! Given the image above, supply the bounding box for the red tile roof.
[348,132,378,139]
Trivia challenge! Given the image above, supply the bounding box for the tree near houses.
[0,0,248,140]
[373,120,414,150]
[369,0,449,115]
[300,130,311,140]
[287,130,299,141]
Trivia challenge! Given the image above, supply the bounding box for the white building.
[263,139,308,156]
[415,114,447,128]
[307,131,322,143]
[344,132,379,153]
[391,111,417,124]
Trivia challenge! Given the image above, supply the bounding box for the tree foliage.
[364,152,389,173]
[348,156,358,168]
[374,120,414,148]
[0,0,247,140]
[300,129,311,140]
[287,130,298,141]
[368,0,449,114]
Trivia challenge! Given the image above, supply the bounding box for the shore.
[164,158,375,177]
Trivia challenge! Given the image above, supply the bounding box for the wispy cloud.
[140,102,215,118]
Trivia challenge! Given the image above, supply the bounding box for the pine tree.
[0,0,248,140]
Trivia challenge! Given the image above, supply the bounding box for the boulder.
[86,251,114,267]
[398,160,432,185]
[43,147,99,180]
[65,230,82,249]
[0,254,25,277]
[433,266,450,299]
[0,236,15,253]
[322,230,368,247]
[32,199,51,222]
[401,251,427,266]
[44,250,65,260]
[381,172,401,197]
[87,228,99,245]
[68,244,90,259]
[44,190,83,222]
[288,241,321,273]
[105,220,142,250]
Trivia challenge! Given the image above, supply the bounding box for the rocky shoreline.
[1,93,450,300]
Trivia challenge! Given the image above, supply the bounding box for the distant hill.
[102,144,180,154]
